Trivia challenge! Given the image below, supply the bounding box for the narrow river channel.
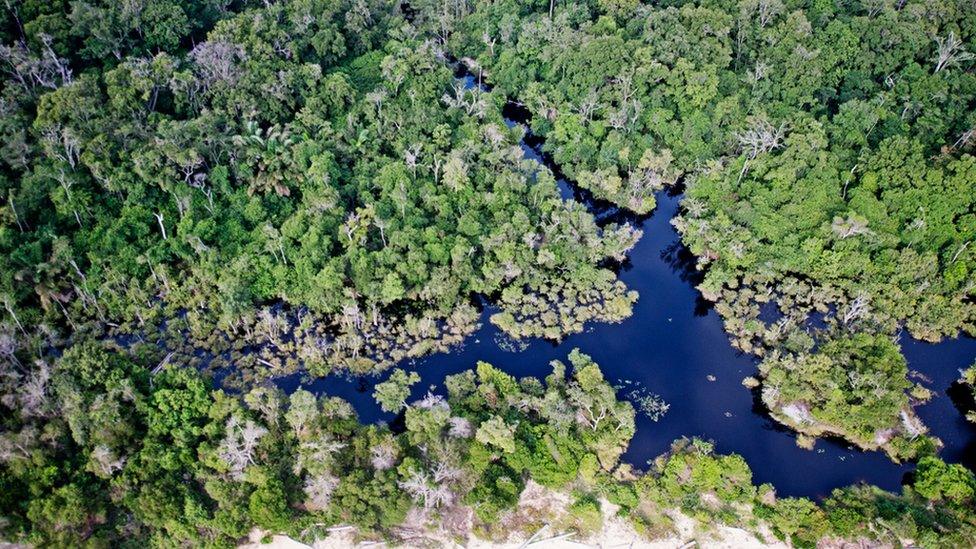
[274,73,976,499]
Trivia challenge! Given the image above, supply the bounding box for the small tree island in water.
[1,0,975,546]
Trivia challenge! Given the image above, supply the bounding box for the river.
[274,73,976,499]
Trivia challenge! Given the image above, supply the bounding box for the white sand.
[241,483,786,549]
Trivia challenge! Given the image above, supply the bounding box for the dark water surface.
[276,77,976,499]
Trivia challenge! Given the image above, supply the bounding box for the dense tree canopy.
[439,0,976,456]
[759,332,934,459]
[0,0,643,384]
[1,0,975,546]
[4,342,975,546]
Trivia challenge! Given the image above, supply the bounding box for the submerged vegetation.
[3,343,975,546]
[960,363,976,423]
[443,0,976,456]
[0,0,641,382]
[1,0,975,546]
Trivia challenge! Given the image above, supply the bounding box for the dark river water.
[276,75,976,499]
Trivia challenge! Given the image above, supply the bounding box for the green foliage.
[372,368,420,413]
[912,456,976,505]
[824,483,976,548]
[0,0,642,388]
[466,463,523,524]
[475,415,517,454]
[960,364,976,423]
[565,492,603,535]
[2,1,976,547]
[759,497,829,549]
[2,342,976,546]
[446,0,976,454]
[648,438,756,523]
[248,476,291,531]
[759,332,927,459]
[332,469,410,530]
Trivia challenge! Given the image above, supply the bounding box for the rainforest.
[1,0,975,547]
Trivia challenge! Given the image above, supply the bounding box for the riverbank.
[241,523,779,549]
[241,485,784,549]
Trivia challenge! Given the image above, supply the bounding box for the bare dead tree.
[432,461,463,483]
[934,32,974,73]
[261,223,287,265]
[370,442,397,470]
[37,34,71,83]
[0,33,72,93]
[0,328,23,370]
[482,29,496,57]
[217,415,268,479]
[304,473,340,510]
[190,40,246,91]
[575,89,599,122]
[399,468,455,510]
[0,426,38,463]
[900,410,926,439]
[340,301,363,330]
[831,214,871,239]
[447,416,473,438]
[628,149,680,210]
[483,124,506,147]
[863,0,886,18]
[747,60,771,85]
[842,293,871,326]
[441,82,486,117]
[683,197,707,218]
[756,0,784,28]
[153,211,167,240]
[404,143,422,177]
[40,126,80,169]
[294,437,346,475]
[2,0,27,44]
[414,392,448,410]
[953,127,976,150]
[2,295,26,336]
[91,445,126,477]
[19,360,49,416]
[735,118,788,159]
[950,241,971,264]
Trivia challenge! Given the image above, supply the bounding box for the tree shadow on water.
[660,240,713,317]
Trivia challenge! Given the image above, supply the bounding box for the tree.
[933,32,974,73]
[563,350,635,468]
[217,415,268,480]
[285,389,320,438]
[759,333,922,459]
[475,416,517,454]
[25,484,104,546]
[373,369,421,413]
[140,367,213,472]
[913,457,976,505]
[380,272,405,304]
